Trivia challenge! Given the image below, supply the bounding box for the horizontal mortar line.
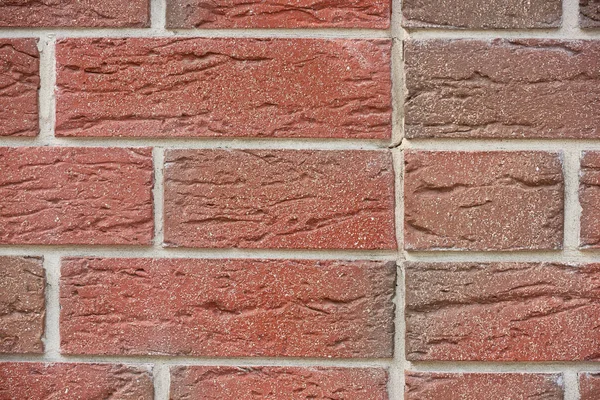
[408,361,600,374]
[405,28,600,40]
[402,138,600,152]
[0,28,391,39]
[0,246,398,260]
[403,250,600,263]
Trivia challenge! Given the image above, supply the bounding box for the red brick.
[171,366,389,399]
[580,151,600,248]
[0,257,44,354]
[164,150,396,249]
[404,151,564,251]
[0,1,149,27]
[55,38,391,139]
[405,40,600,139]
[0,362,153,398]
[0,39,39,137]
[580,373,600,400]
[0,147,153,245]
[166,0,390,28]
[405,262,600,361]
[581,0,600,27]
[405,372,563,400]
[402,0,561,28]
[60,258,395,358]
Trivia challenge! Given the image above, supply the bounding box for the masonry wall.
[0,0,599,399]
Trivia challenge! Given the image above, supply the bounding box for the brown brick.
[580,151,600,248]
[0,363,153,398]
[581,0,600,27]
[406,262,600,361]
[0,147,153,245]
[402,0,561,28]
[0,39,39,137]
[164,150,396,249]
[60,258,395,358]
[0,1,149,27]
[580,373,600,400]
[55,38,391,139]
[404,40,600,139]
[405,372,564,400]
[171,367,389,399]
[0,257,44,354]
[404,151,564,251]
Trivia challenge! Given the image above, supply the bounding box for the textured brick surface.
[171,367,389,399]
[581,0,600,27]
[0,363,153,398]
[0,257,44,354]
[580,151,600,248]
[164,150,396,249]
[404,40,600,138]
[0,39,39,137]
[405,372,564,400]
[167,0,390,28]
[61,258,395,357]
[0,0,149,27]
[580,373,600,400]
[55,38,392,139]
[405,262,600,361]
[0,147,153,245]
[403,0,561,28]
[404,151,564,251]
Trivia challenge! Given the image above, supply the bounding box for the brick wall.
[0,0,598,399]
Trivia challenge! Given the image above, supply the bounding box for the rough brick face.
[166,0,390,28]
[405,262,600,361]
[581,0,600,27]
[405,372,564,400]
[164,150,396,249]
[402,0,561,28]
[0,257,44,354]
[0,147,153,245]
[55,38,392,139]
[404,151,564,251]
[580,373,600,400]
[0,363,153,398]
[0,39,39,137]
[60,258,395,357]
[404,40,600,139]
[171,367,389,399]
[0,1,149,27]
[580,151,600,248]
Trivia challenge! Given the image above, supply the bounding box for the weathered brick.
[0,1,149,27]
[0,363,153,398]
[61,258,395,357]
[405,40,600,138]
[0,257,44,354]
[580,373,600,400]
[406,262,600,361]
[171,367,389,399]
[405,372,564,400]
[581,0,600,27]
[164,150,396,249]
[404,151,564,251]
[0,147,153,245]
[55,38,391,139]
[402,0,561,28]
[166,0,390,28]
[0,39,39,137]
[580,151,600,248]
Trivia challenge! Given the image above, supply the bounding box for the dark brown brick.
[581,0,600,27]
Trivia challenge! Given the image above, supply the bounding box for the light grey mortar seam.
[150,0,167,32]
[563,149,582,252]
[152,148,165,250]
[37,34,55,145]
[404,361,600,374]
[41,255,60,360]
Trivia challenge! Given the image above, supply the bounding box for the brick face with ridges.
[580,0,600,27]
[405,372,564,400]
[166,0,391,28]
[404,40,600,139]
[55,38,392,139]
[0,147,154,245]
[405,262,600,361]
[580,373,600,400]
[404,151,564,251]
[164,149,396,249]
[0,257,44,354]
[171,367,389,399]
[60,258,395,358]
[0,39,39,137]
[580,151,600,248]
